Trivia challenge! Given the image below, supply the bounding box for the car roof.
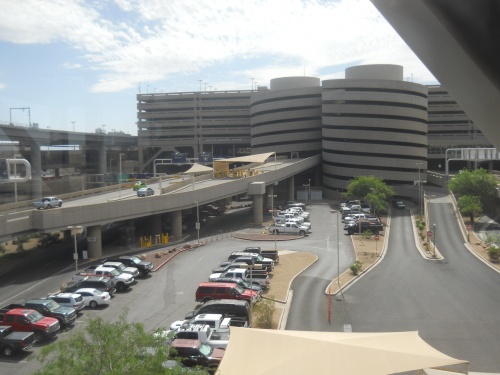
[74,288,101,293]
[51,292,80,298]
[103,261,123,266]
[199,282,237,287]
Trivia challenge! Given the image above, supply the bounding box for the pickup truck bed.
[0,326,36,357]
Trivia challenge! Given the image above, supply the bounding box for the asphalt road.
[3,197,500,373]
[327,188,500,373]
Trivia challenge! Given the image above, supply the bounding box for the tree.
[34,312,184,375]
[343,176,394,215]
[457,195,482,225]
[448,168,498,219]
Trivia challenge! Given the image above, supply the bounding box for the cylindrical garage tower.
[250,77,322,157]
[322,64,428,199]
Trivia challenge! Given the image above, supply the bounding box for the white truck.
[209,268,270,289]
[73,266,135,292]
[32,196,63,210]
[267,222,310,236]
[169,313,233,332]
[274,217,311,230]
[172,324,230,349]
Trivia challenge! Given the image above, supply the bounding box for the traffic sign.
[427,230,433,237]
[374,235,380,241]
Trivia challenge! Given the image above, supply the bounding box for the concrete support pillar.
[252,194,264,224]
[287,176,295,202]
[138,146,144,173]
[87,225,102,259]
[150,214,162,235]
[98,144,107,175]
[30,140,42,198]
[172,210,183,239]
[224,197,231,208]
[266,185,274,208]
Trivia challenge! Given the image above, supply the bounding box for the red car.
[195,282,258,305]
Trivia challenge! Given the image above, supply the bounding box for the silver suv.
[48,293,86,312]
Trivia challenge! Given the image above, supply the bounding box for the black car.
[345,221,383,235]
[106,256,153,277]
[64,276,116,296]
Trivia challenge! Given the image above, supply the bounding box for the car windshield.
[198,343,213,356]
[110,269,120,276]
[117,264,126,271]
[235,285,245,294]
[130,257,141,264]
[27,311,44,323]
[46,300,61,311]
[240,279,250,288]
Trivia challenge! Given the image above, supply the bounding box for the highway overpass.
[0,155,321,258]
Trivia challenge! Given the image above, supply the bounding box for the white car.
[75,288,111,308]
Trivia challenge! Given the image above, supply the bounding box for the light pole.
[268,194,277,252]
[194,201,200,244]
[240,264,262,327]
[119,153,124,198]
[68,225,83,271]
[337,210,344,300]
[433,223,437,257]
[417,163,423,214]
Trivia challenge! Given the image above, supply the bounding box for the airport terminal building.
[137,64,491,198]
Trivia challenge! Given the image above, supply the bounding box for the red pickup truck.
[0,306,60,343]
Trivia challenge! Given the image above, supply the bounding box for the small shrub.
[488,247,500,262]
[350,260,362,275]
[253,296,276,329]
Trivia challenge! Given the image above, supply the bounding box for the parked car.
[170,339,225,373]
[75,288,111,308]
[106,255,153,277]
[195,282,259,305]
[101,261,140,278]
[345,220,384,235]
[137,187,154,197]
[48,293,86,312]
[63,276,116,296]
[184,300,250,325]
[0,325,36,358]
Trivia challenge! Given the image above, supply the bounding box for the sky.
[0,0,438,136]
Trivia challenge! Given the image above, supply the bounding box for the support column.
[87,225,102,259]
[287,176,295,202]
[30,140,42,198]
[266,185,274,208]
[172,210,183,239]
[98,144,107,175]
[138,146,144,173]
[63,229,72,241]
[252,194,264,224]
[150,214,162,236]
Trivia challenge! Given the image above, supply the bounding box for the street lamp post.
[268,194,277,252]
[240,264,262,327]
[337,210,344,300]
[68,225,83,271]
[119,153,124,198]
[433,223,437,258]
[417,163,423,214]
[194,201,200,244]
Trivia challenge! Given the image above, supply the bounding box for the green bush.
[253,296,276,329]
[488,247,500,262]
[350,260,362,275]
[362,230,373,239]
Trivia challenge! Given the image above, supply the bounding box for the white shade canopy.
[217,329,468,375]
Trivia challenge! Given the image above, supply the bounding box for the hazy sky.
[0,0,437,136]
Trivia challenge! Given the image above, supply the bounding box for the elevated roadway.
[0,155,321,257]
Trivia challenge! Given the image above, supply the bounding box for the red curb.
[152,243,205,272]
